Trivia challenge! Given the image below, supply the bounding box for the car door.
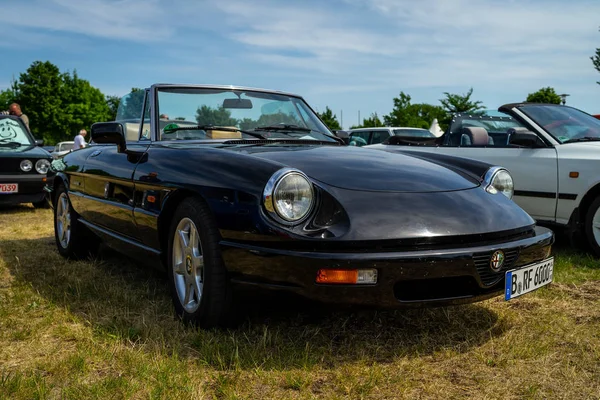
[77,90,151,239]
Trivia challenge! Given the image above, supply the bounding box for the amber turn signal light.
[316,269,377,284]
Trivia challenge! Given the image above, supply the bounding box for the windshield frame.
[516,104,600,145]
[150,84,337,143]
[0,115,35,147]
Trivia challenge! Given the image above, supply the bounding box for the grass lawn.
[1,205,599,399]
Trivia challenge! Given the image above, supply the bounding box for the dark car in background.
[49,84,554,328]
[0,115,52,208]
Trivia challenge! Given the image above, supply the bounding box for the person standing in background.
[73,129,87,150]
[1,103,30,130]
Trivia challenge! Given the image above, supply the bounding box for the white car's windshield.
[153,87,335,142]
[519,105,600,144]
[0,117,33,146]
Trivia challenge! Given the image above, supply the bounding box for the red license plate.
[0,183,18,193]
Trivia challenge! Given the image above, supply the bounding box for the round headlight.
[264,170,314,224]
[35,159,51,174]
[487,168,514,199]
[20,159,33,172]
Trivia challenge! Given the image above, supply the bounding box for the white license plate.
[505,257,553,300]
[0,183,18,193]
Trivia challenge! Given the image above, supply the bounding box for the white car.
[52,141,74,159]
[366,103,600,256]
[348,127,435,147]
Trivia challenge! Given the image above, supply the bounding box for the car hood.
[0,144,50,158]
[238,145,480,193]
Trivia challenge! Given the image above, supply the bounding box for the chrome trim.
[483,166,514,199]
[262,168,314,225]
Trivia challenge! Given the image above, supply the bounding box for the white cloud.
[1,0,173,42]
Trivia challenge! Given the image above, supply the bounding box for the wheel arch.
[574,182,600,225]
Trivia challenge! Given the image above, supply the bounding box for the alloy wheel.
[56,192,71,249]
[172,217,204,313]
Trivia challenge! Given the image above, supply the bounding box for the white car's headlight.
[264,169,314,224]
[485,168,514,199]
[20,159,33,172]
[35,159,51,174]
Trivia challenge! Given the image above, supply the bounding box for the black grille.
[473,248,520,286]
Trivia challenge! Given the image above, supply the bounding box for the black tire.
[53,184,98,259]
[167,197,233,328]
[584,196,600,258]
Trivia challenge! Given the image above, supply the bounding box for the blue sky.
[1,0,599,128]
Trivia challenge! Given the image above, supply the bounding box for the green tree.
[0,78,18,111]
[106,95,121,121]
[14,61,65,142]
[317,106,342,131]
[195,105,238,126]
[439,88,484,115]
[12,61,114,144]
[384,92,447,130]
[526,87,562,104]
[351,112,384,129]
[117,88,145,120]
[61,70,111,137]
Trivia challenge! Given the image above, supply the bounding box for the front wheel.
[167,197,233,328]
[54,185,98,259]
[584,196,600,258]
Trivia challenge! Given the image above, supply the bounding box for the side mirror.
[508,128,543,147]
[35,139,44,146]
[333,130,350,144]
[91,122,126,153]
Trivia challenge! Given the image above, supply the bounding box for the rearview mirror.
[35,139,44,146]
[222,98,253,109]
[508,128,543,147]
[91,122,126,153]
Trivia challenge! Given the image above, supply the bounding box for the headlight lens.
[35,159,51,174]
[264,170,314,223]
[20,159,33,172]
[486,168,514,199]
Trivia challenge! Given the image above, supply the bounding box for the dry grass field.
[1,205,600,399]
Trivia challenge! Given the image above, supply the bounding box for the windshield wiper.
[162,124,266,140]
[252,124,342,142]
[253,124,312,133]
[562,136,600,144]
[0,141,22,148]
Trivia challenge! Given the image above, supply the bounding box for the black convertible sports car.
[48,84,554,327]
[0,115,52,207]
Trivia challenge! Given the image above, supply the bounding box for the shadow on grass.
[2,236,508,370]
[0,204,37,214]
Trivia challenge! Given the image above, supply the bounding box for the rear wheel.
[584,196,600,258]
[167,197,233,328]
[54,184,98,259]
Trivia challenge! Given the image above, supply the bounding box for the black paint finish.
[47,84,556,308]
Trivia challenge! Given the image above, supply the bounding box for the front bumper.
[0,174,51,205]
[221,226,554,308]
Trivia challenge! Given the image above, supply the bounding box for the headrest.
[461,127,489,146]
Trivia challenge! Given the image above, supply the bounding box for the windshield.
[393,128,434,138]
[519,105,600,144]
[156,87,335,142]
[0,117,33,146]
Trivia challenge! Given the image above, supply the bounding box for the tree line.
[0,61,122,145]
[319,86,568,132]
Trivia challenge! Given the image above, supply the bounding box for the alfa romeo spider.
[48,85,554,327]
